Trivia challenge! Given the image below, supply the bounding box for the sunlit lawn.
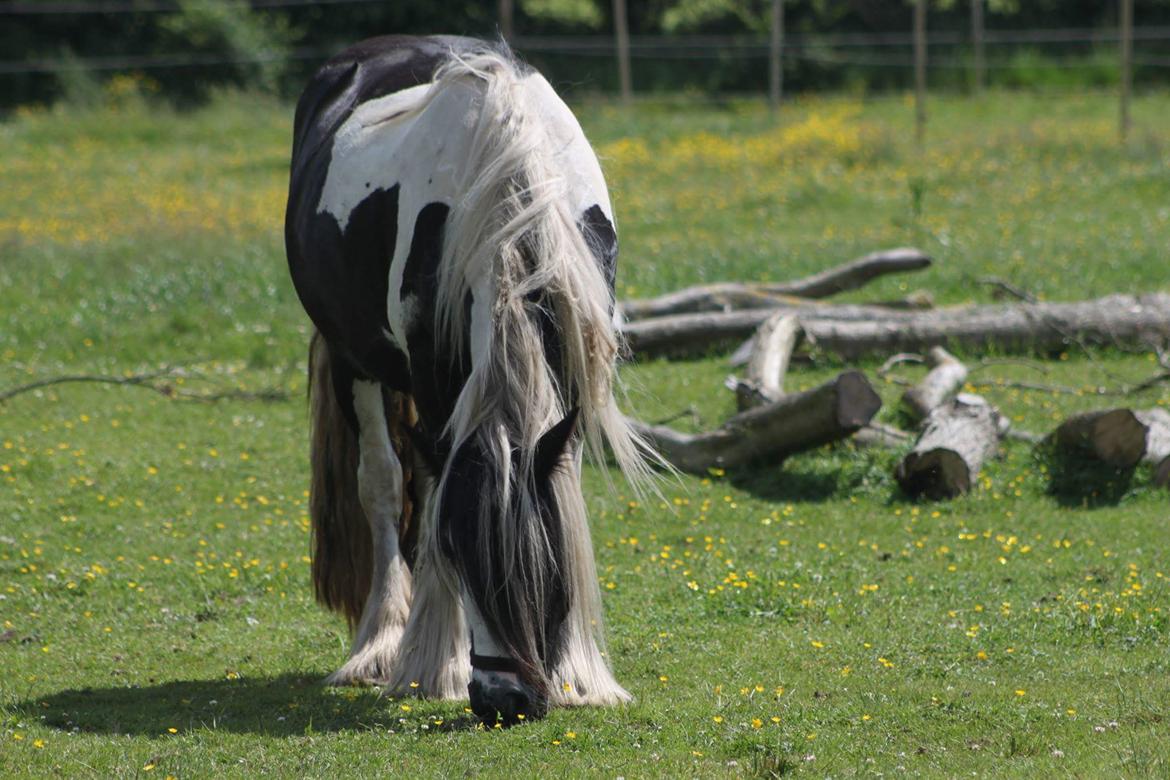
[1,88,1168,776]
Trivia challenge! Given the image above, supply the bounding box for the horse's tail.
[307,331,371,631]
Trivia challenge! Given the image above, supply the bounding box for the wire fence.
[0,0,382,12]
[3,29,1170,75]
[2,0,1167,134]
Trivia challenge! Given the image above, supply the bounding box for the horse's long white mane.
[429,47,653,488]
[390,44,656,702]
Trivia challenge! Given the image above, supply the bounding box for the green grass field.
[2,88,1168,777]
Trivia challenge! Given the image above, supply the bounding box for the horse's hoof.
[468,673,548,727]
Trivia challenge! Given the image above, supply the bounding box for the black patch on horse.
[287,184,411,391]
[400,202,473,443]
[580,204,618,296]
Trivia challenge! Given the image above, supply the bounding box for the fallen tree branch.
[629,370,881,474]
[0,370,290,404]
[618,248,931,321]
[977,276,1038,303]
[0,371,171,402]
[852,421,914,449]
[966,372,1170,398]
[728,313,802,411]
[1003,427,1045,445]
[622,293,1170,360]
[902,346,969,423]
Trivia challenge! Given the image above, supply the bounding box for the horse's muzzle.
[468,671,548,726]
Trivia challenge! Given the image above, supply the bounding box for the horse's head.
[438,408,580,725]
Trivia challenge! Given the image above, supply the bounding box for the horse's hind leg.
[327,380,412,685]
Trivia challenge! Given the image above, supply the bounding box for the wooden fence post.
[613,0,632,104]
[914,0,927,145]
[1120,0,1133,142]
[498,0,513,41]
[769,0,784,114]
[971,0,985,93]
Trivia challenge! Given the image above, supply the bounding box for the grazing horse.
[284,36,652,724]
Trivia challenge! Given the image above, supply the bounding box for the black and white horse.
[285,36,652,725]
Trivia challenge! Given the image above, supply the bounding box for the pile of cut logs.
[619,249,1170,499]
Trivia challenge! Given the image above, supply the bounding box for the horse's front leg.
[327,380,413,685]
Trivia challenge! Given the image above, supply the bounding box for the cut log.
[617,248,931,320]
[901,346,969,423]
[622,293,1170,360]
[1052,409,1147,469]
[895,394,1001,500]
[1135,408,1170,487]
[629,370,881,474]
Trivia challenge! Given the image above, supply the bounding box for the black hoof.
[468,675,548,727]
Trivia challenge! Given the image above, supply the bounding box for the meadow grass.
[1,89,1168,777]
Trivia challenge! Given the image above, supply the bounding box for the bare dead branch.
[0,369,290,404]
[902,346,969,423]
[618,248,931,321]
[977,276,1037,303]
[877,353,925,377]
[852,421,914,449]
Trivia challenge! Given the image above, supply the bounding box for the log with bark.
[617,248,931,321]
[894,394,1002,500]
[621,292,1170,360]
[629,370,881,474]
[901,346,969,423]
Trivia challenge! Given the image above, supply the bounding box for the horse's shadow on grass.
[15,673,479,738]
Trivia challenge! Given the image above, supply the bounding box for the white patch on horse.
[317,80,479,352]
[316,82,432,231]
[462,587,505,658]
[521,73,614,224]
[462,586,521,689]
